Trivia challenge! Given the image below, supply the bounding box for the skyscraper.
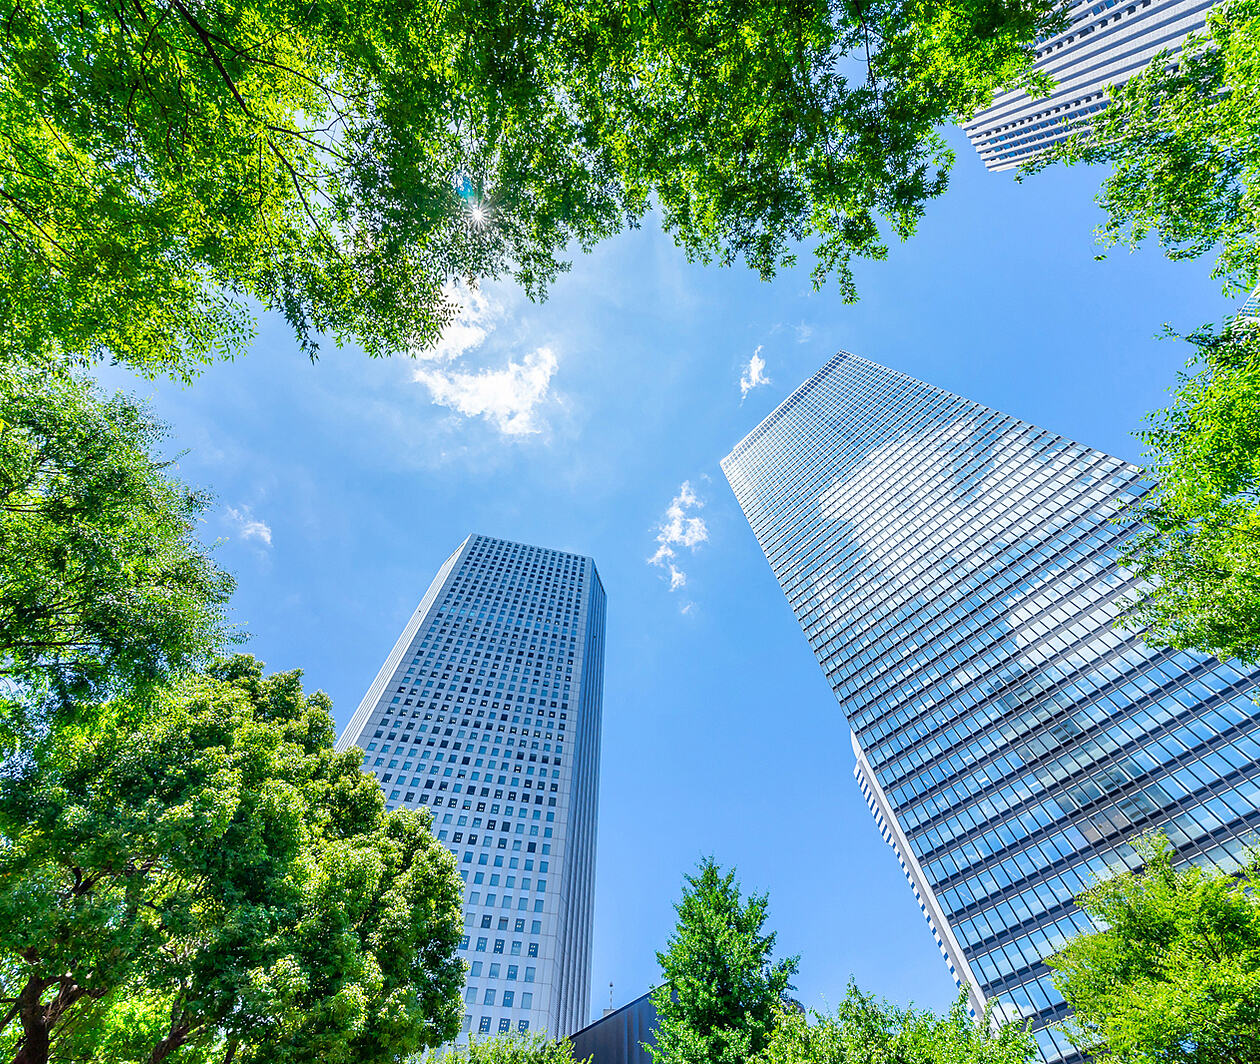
[336,534,606,1041]
[962,0,1212,171]
[722,353,1260,1062]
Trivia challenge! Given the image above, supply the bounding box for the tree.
[1026,0,1260,296]
[30,994,190,1064]
[1018,0,1260,662]
[0,351,234,753]
[0,655,466,1064]
[427,1031,589,1064]
[1117,318,1260,663]
[649,858,798,1064]
[1047,834,1260,1064]
[762,985,1034,1064]
[1,0,1064,378]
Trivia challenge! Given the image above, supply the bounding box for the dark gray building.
[569,992,658,1064]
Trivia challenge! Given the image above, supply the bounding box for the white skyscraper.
[963,0,1213,170]
[336,534,606,1040]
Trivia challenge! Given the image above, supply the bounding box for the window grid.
[336,534,606,1041]
[722,352,1260,1064]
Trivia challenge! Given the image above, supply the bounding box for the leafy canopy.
[1027,0,1260,295]
[1118,319,1260,663]
[1,0,1063,378]
[428,1031,590,1064]
[1048,834,1260,1064]
[0,656,467,1064]
[650,858,799,1064]
[763,985,1034,1064]
[0,353,234,753]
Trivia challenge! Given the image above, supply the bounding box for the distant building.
[962,0,1214,171]
[723,352,1260,1062]
[1240,286,1260,319]
[336,534,606,1040]
[569,992,658,1064]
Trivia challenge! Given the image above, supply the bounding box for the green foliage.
[1118,319,1260,663]
[575,0,1063,301]
[0,353,234,754]
[1027,0,1260,295]
[36,992,201,1064]
[0,655,466,1064]
[0,0,1063,377]
[429,1031,589,1064]
[650,858,798,1064]
[1048,833,1260,1064]
[1018,0,1260,664]
[763,985,1034,1064]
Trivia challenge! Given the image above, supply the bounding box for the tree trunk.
[147,1020,191,1064]
[12,976,53,1064]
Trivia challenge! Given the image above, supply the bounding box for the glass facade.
[962,0,1212,171]
[722,353,1260,1061]
[336,534,606,1040]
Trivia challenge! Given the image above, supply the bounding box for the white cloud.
[418,284,501,364]
[739,346,771,401]
[649,480,709,594]
[795,322,814,344]
[226,505,272,547]
[413,347,558,436]
[406,283,563,437]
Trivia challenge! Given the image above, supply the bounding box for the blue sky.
[97,123,1239,1025]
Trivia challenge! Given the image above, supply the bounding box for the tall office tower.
[722,354,1260,1062]
[336,534,606,1041]
[962,0,1211,171]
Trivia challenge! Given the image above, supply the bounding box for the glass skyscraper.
[722,353,1260,1061]
[962,0,1212,171]
[336,534,606,1040]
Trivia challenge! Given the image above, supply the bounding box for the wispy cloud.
[414,347,558,436]
[648,481,709,596]
[420,284,500,364]
[739,346,771,402]
[226,505,272,547]
[410,283,561,437]
[795,321,814,344]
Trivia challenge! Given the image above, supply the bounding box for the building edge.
[335,536,471,754]
[852,732,986,1018]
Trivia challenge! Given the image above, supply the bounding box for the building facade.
[568,991,659,1064]
[722,353,1260,1061]
[962,0,1213,171]
[336,534,606,1040]
[1240,285,1260,319]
